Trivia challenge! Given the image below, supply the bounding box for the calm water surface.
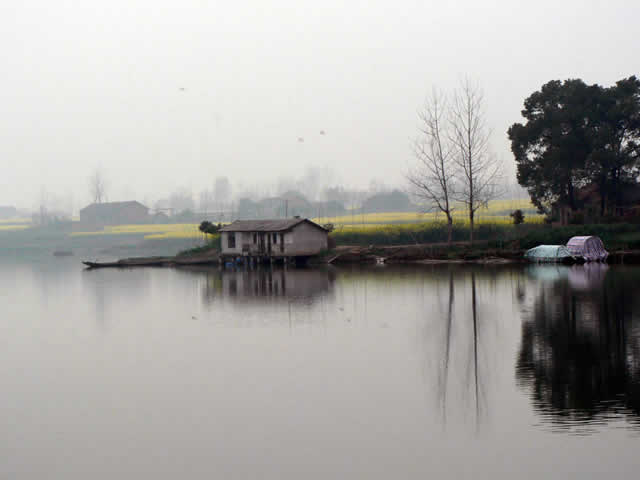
[1,259,639,479]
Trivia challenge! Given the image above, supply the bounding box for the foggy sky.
[2,0,638,209]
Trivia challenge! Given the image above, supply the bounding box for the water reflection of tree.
[429,267,497,433]
[516,266,640,429]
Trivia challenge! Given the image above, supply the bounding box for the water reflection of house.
[221,268,333,300]
[194,267,334,304]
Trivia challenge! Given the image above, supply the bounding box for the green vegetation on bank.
[176,235,221,257]
[514,223,640,251]
[329,222,640,252]
[329,222,527,246]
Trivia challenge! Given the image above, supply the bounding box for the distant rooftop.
[80,201,148,213]
[219,218,326,233]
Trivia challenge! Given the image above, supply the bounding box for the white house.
[218,218,328,258]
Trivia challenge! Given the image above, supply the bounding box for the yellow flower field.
[313,199,543,227]
[71,223,210,240]
[0,218,31,224]
[0,224,31,231]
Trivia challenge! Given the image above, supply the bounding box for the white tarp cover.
[566,236,609,262]
[524,245,574,262]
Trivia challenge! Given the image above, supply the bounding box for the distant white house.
[218,218,328,258]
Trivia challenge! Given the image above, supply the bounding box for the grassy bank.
[330,222,640,253]
[329,222,534,246]
[513,223,640,250]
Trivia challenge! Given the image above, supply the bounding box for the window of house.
[228,232,236,248]
[272,233,277,244]
[253,233,257,244]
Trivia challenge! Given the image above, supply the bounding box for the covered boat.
[566,236,608,262]
[524,245,575,263]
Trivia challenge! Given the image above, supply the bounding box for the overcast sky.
[1,0,638,209]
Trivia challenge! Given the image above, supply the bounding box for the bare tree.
[449,79,501,243]
[213,176,232,213]
[408,88,457,244]
[89,168,107,204]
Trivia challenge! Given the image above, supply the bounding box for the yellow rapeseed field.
[71,223,209,240]
[0,218,31,224]
[0,224,30,231]
[313,199,543,227]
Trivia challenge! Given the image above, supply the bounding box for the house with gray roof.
[79,201,149,225]
[218,218,328,258]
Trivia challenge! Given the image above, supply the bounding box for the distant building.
[219,218,328,258]
[552,183,640,225]
[0,206,18,219]
[79,201,149,225]
[150,211,170,224]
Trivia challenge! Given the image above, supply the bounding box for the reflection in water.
[517,265,640,430]
[420,266,515,434]
[81,267,153,330]
[4,261,640,478]
[186,266,335,305]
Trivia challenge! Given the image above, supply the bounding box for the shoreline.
[81,245,640,268]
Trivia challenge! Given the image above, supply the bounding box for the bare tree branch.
[449,78,502,243]
[89,168,107,204]
[407,88,457,244]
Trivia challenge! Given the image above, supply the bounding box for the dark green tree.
[199,221,221,235]
[509,77,640,216]
[508,79,599,213]
[510,209,524,225]
[588,77,640,215]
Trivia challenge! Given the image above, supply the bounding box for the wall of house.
[221,223,327,257]
[283,222,328,256]
[221,231,251,255]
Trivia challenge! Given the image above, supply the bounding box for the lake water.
[1,259,639,479]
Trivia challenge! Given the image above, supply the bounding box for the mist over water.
[1,260,639,478]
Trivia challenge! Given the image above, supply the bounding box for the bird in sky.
[297,137,304,142]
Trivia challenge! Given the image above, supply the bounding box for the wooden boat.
[82,253,219,269]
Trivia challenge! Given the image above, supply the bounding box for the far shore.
[81,242,640,268]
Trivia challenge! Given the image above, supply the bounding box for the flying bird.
[297,137,304,142]
[320,130,325,135]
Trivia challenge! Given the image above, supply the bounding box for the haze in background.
[1,0,638,209]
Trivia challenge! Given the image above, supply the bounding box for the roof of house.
[219,218,327,233]
[80,201,149,214]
